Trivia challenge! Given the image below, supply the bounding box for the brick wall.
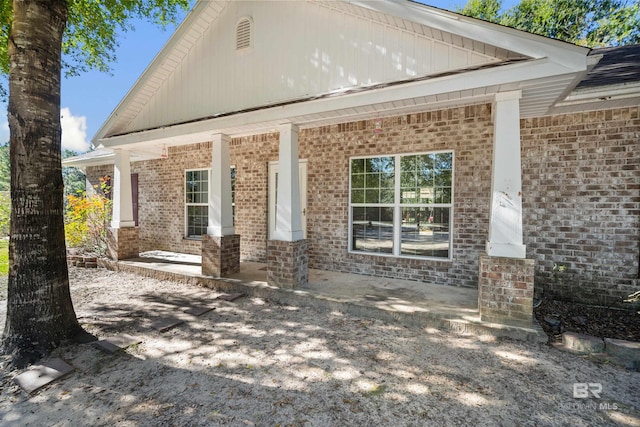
[87,105,493,287]
[267,239,309,288]
[84,104,639,305]
[231,133,280,261]
[202,234,241,277]
[106,227,139,260]
[85,165,113,197]
[479,254,535,327]
[299,105,493,287]
[521,107,640,305]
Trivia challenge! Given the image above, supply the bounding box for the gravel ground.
[1,267,639,426]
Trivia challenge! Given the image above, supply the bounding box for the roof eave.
[92,0,216,144]
[96,56,583,150]
[354,0,590,64]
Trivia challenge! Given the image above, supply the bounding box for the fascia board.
[99,57,574,148]
[62,153,115,168]
[349,0,589,70]
[558,82,640,105]
[61,148,162,167]
[92,1,213,143]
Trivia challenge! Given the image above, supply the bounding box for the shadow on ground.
[1,268,639,426]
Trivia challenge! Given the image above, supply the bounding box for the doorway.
[268,160,307,239]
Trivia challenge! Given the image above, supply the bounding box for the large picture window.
[185,167,236,239]
[349,151,453,259]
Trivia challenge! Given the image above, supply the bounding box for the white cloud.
[61,107,90,153]
[0,108,89,151]
[0,120,8,144]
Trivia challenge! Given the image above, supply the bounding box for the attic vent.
[236,17,252,50]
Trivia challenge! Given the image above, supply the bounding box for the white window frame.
[184,167,237,240]
[348,150,454,261]
[185,168,210,239]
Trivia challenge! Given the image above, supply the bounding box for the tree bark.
[2,0,90,367]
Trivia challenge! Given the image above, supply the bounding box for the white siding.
[123,1,504,135]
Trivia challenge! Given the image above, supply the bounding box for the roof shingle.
[578,44,640,89]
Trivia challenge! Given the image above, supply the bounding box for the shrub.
[64,176,111,255]
[0,191,9,236]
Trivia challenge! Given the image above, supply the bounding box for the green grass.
[0,239,7,276]
[0,239,7,299]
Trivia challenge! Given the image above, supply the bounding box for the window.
[231,166,236,220]
[236,17,252,50]
[184,167,236,239]
[185,169,209,238]
[349,151,453,259]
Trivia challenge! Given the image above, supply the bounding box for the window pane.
[186,170,208,204]
[365,189,379,204]
[380,189,394,204]
[350,157,394,204]
[351,173,364,189]
[435,152,452,169]
[401,187,418,204]
[366,157,393,173]
[401,207,450,258]
[419,187,433,204]
[417,169,433,187]
[231,167,236,226]
[434,169,451,187]
[401,153,452,205]
[351,158,365,174]
[435,187,452,204]
[380,173,394,189]
[351,189,364,204]
[365,173,380,188]
[400,170,415,189]
[187,205,208,238]
[351,207,394,254]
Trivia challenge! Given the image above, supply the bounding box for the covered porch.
[98,250,546,342]
[63,3,594,332]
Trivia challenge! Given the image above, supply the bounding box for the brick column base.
[202,234,240,277]
[267,239,308,289]
[107,227,139,261]
[479,253,535,328]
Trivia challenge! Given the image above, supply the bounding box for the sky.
[0,0,517,153]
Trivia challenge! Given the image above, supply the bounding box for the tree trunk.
[2,0,90,367]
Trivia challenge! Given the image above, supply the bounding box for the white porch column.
[110,149,135,228]
[207,133,235,236]
[273,123,303,241]
[486,91,526,259]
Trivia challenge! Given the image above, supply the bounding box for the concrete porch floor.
[101,250,545,342]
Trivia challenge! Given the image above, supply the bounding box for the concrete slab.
[563,332,605,353]
[94,334,142,353]
[94,340,122,354]
[217,293,244,302]
[150,317,185,332]
[103,257,547,343]
[13,358,74,394]
[184,306,215,316]
[605,337,640,362]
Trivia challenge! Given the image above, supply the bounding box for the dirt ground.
[1,267,639,427]
[535,298,640,343]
